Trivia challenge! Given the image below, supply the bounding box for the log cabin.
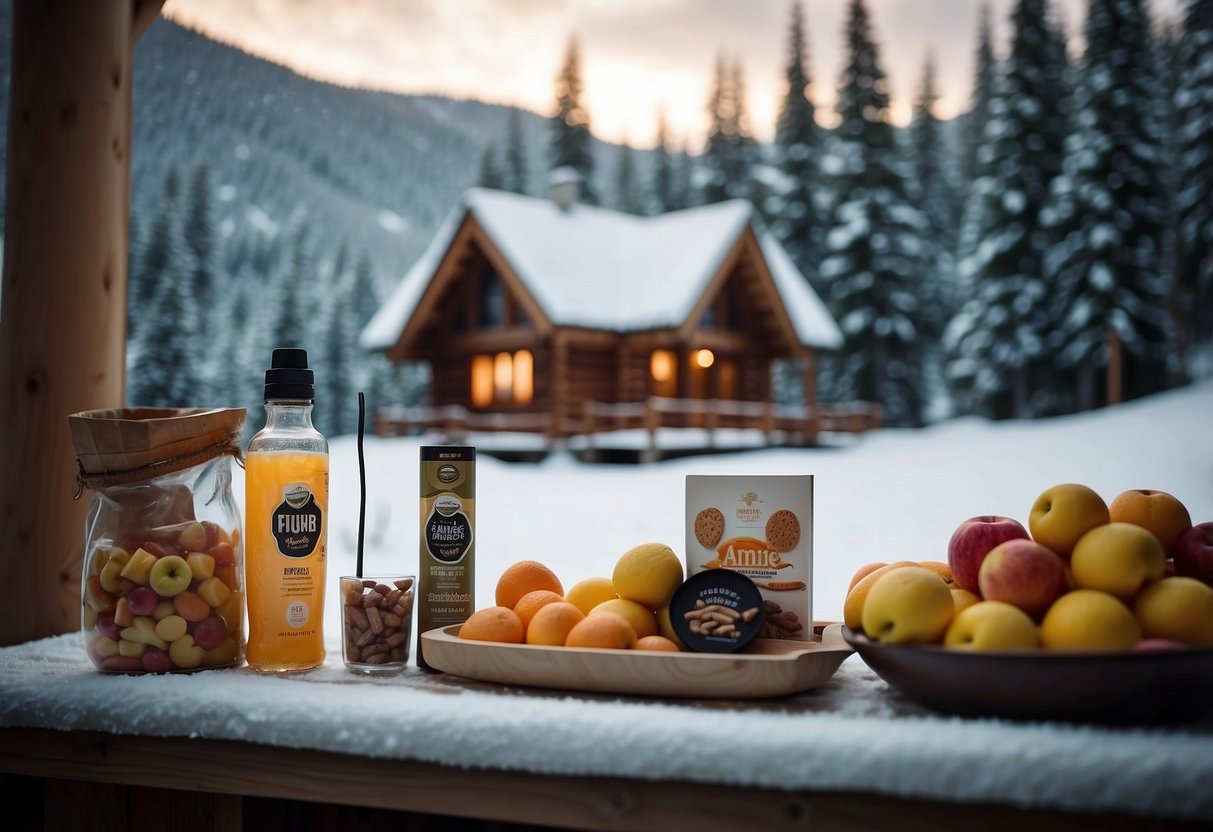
[362,179,853,443]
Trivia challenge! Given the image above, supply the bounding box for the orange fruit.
[1109,489,1193,553]
[950,587,981,615]
[459,606,524,643]
[635,635,681,652]
[565,612,637,649]
[848,562,887,593]
[525,602,585,646]
[919,561,954,586]
[565,577,616,616]
[495,560,564,609]
[513,589,564,631]
[589,597,658,638]
[843,560,918,631]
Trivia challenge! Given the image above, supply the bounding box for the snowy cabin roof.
[361,188,842,352]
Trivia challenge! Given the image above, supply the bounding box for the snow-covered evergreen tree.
[909,55,957,338]
[548,38,597,203]
[700,55,760,206]
[127,257,201,408]
[477,144,504,190]
[1176,0,1213,349]
[947,0,1069,418]
[318,294,356,436]
[613,141,645,214]
[819,0,927,427]
[650,112,676,215]
[960,6,996,189]
[349,251,380,333]
[1042,0,1170,409]
[771,1,823,289]
[271,227,312,351]
[129,167,183,341]
[670,145,696,211]
[503,109,530,196]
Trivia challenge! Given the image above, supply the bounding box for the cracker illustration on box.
[685,476,813,641]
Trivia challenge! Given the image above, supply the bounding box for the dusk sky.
[162,0,1186,148]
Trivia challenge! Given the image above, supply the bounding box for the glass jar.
[71,408,246,673]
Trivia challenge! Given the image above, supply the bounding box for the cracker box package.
[685,475,813,641]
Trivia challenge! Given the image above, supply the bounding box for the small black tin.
[669,569,766,653]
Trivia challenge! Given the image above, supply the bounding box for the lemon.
[612,542,683,609]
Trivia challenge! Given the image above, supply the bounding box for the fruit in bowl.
[1174,522,1213,585]
[947,516,1029,593]
[1028,483,1110,561]
[977,539,1067,618]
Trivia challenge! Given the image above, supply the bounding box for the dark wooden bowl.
[842,626,1213,724]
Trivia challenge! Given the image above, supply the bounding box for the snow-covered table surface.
[2,633,1211,824]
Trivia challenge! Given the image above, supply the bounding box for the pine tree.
[650,111,676,214]
[127,258,201,408]
[318,294,356,437]
[330,238,350,289]
[271,227,311,351]
[670,145,696,211]
[503,109,530,195]
[819,0,928,427]
[548,37,597,203]
[1042,0,1170,410]
[613,141,645,214]
[772,1,823,288]
[700,55,760,206]
[947,0,1069,418]
[960,6,996,189]
[477,143,504,190]
[1175,0,1213,348]
[909,54,957,339]
[183,162,215,309]
[129,167,183,340]
[349,251,380,332]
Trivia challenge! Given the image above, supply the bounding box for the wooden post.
[1107,326,1123,407]
[0,0,160,645]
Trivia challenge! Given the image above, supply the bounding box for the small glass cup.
[340,575,415,674]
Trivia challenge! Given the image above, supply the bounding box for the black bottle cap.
[264,347,315,402]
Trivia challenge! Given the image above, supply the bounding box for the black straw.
[356,391,367,579]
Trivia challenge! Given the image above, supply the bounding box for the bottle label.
[272,483,323,557]
[424,494,473,564]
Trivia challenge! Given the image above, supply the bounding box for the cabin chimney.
[548,166,581,211]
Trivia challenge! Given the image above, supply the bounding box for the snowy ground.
[232,380,1213,638]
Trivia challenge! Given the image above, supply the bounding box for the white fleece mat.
[1,633,1211,823]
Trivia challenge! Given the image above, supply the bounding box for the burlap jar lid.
[69,407,246,490]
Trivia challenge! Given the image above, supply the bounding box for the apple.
[944,601,1039,651]
[148,555,192,597]
[125,585,159,616]
[1132,577,1213,646]
[1108,489,1192,553]
[947,516,1029,593]
[1040,590,1141,651]
[209,541,236,568]
[1174,522,1213,585]
[1070,522,1166,601]
[860,567,955,645]
[186,552,216,581]
[95,611,121,640]
[113,597,135,628]
[1029,483,1110,560]
[950,587,981,615]
[177,521,209,552]
[192,616,227,650]
[977,539,1068,618]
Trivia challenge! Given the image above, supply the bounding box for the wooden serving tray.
[419,622,852,699]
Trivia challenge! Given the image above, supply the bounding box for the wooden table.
[2,635,1211,831]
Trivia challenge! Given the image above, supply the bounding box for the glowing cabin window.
[694,349,715,369]
[650,350,677,397]
[513,350,534,405]
[493,352,513,398]
[471,355,494,407]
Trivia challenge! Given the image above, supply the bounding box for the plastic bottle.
[245,348,329,671]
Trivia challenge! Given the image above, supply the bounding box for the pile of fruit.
[846,486,1213,651]
[458,542,688,650]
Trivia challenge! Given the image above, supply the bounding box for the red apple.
[126,585,159,616]
[141,648,173,673]
[1174,522,1213,586]
[947,516,1030,593]
[977,538,1068,618]
[193,616,227,650]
